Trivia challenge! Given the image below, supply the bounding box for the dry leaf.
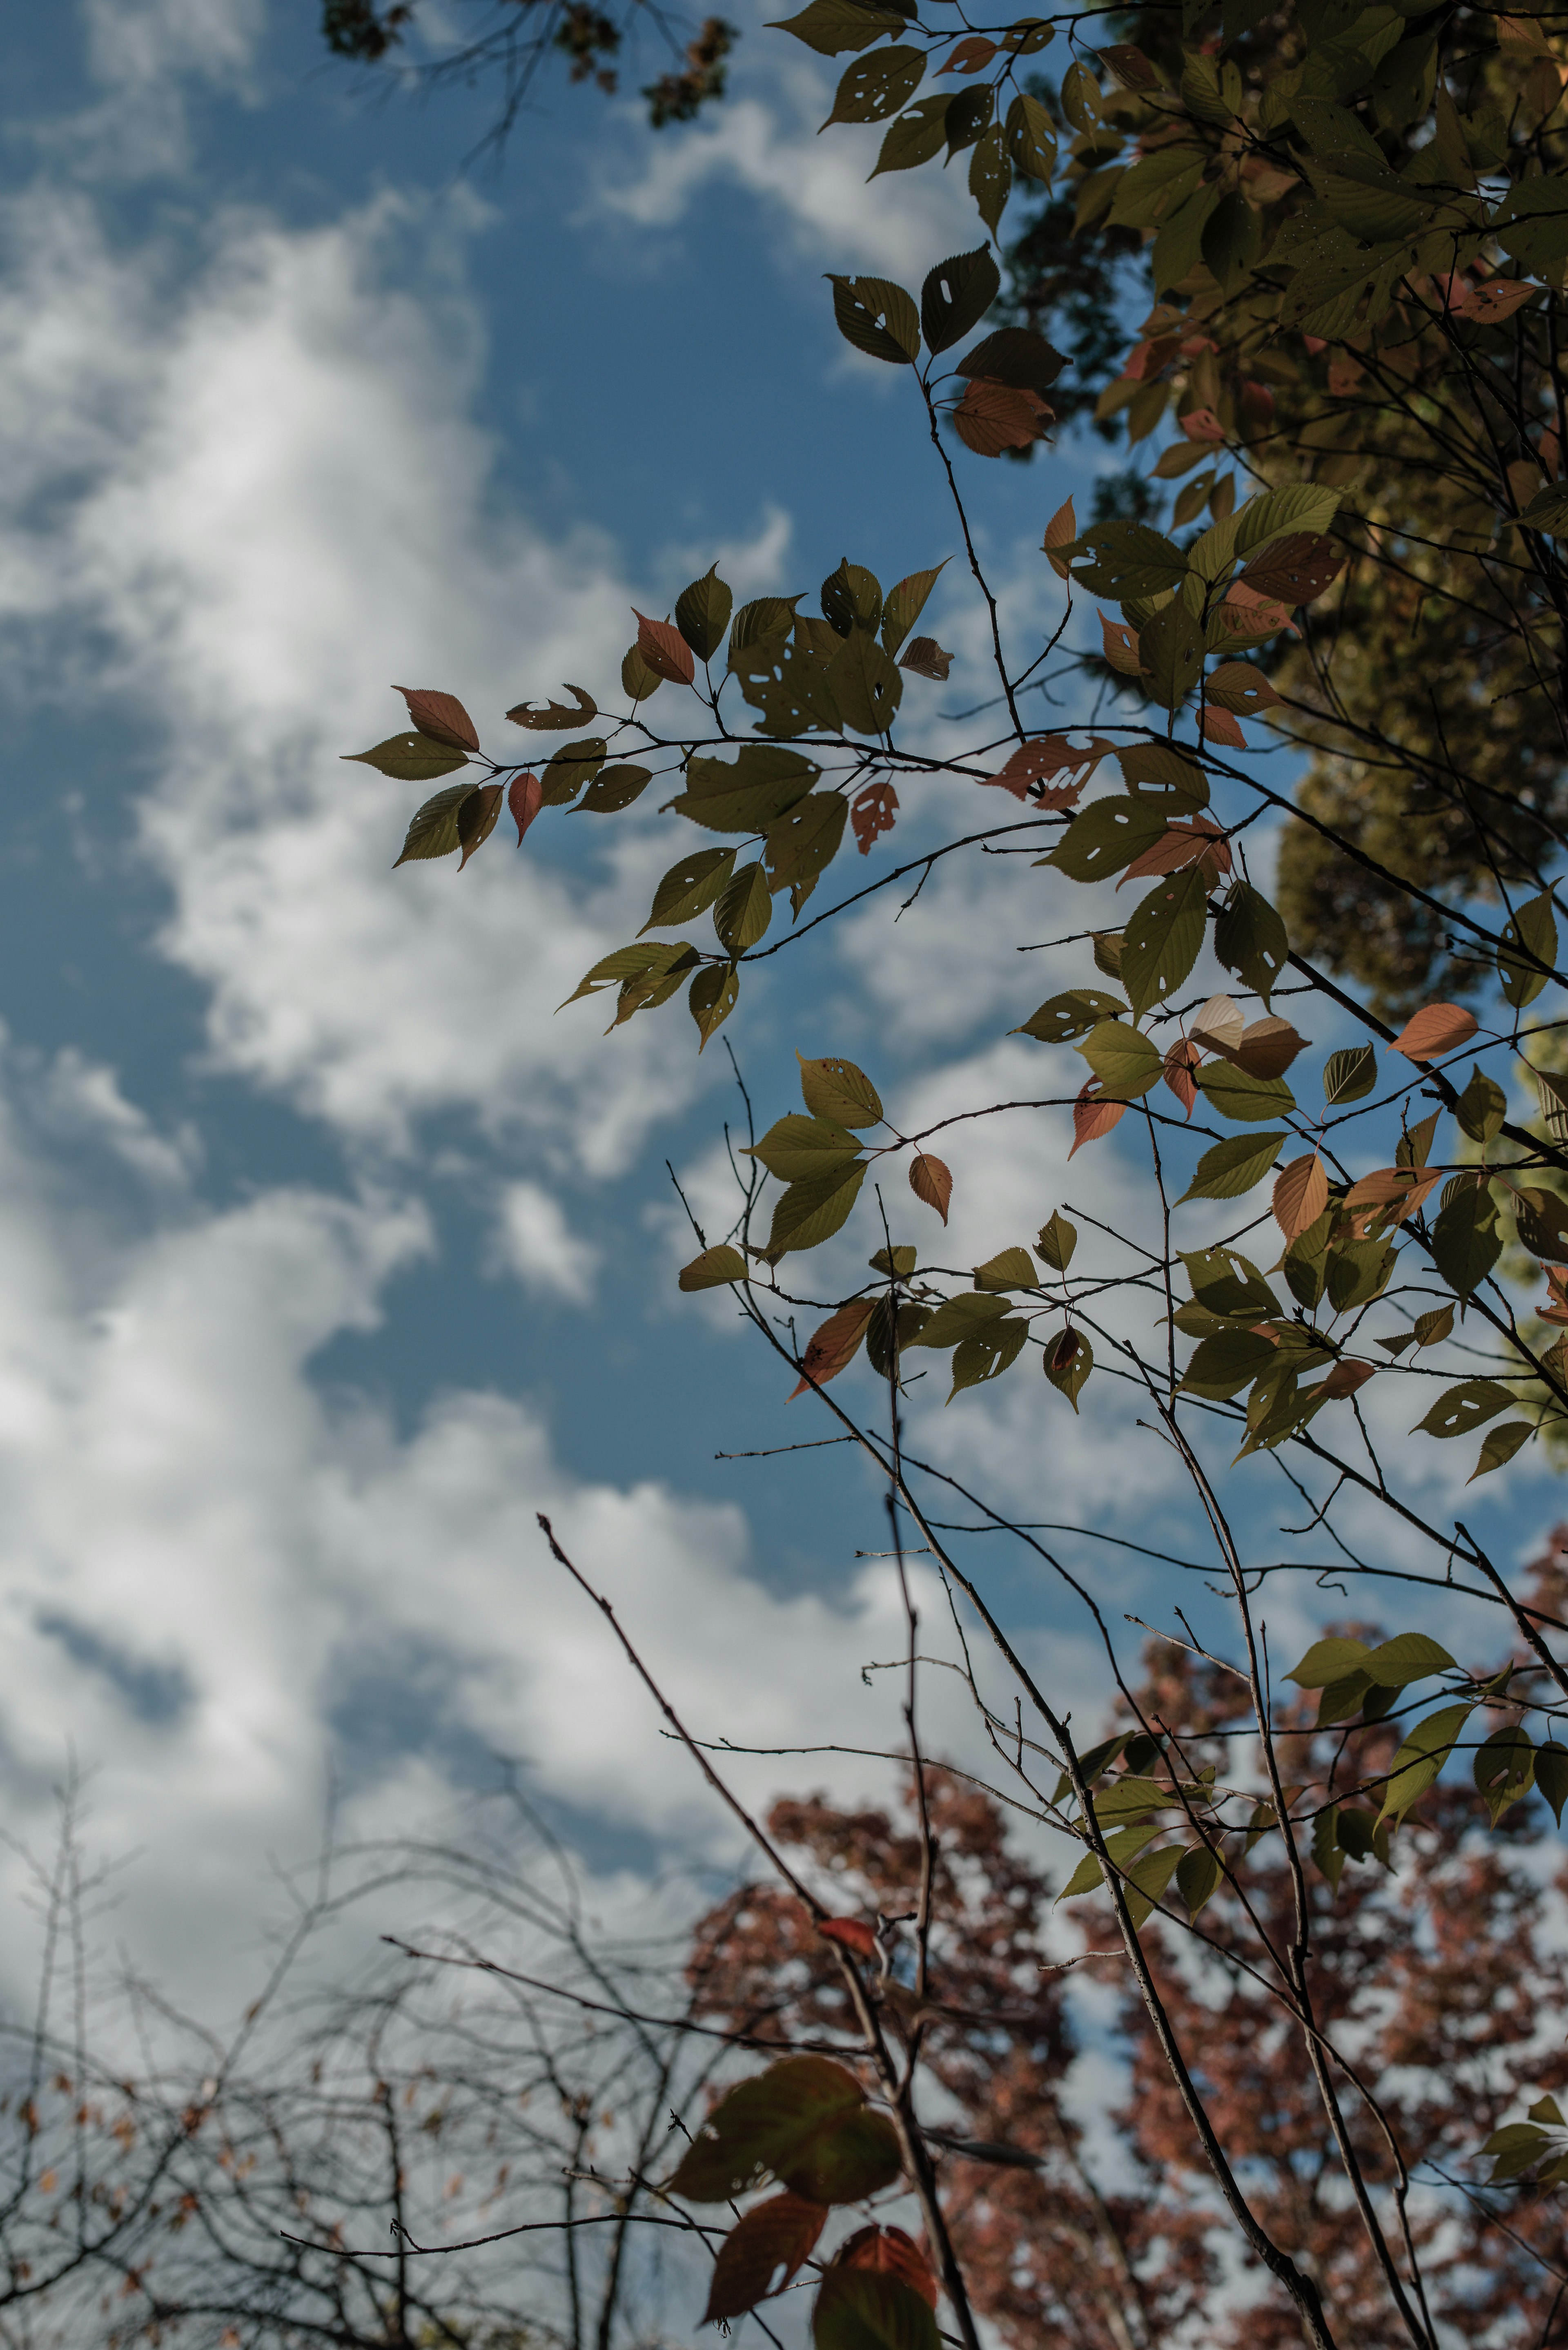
[1070,1080,1126,1157]
[818,1915,879,1958]
[1455,278,1538,324]
[940,33,998,69]
[1100,613,1143,674]
[788,1298,877,1399]
[1044,496,1076,580]
[704,2194,828,2324]
[458,783,503,871]
[633,610,695,686]
[1180,406,1226,443]
[987,734,1115,803]
[851,781,899,854]
[504,684,599,731]
[1205,662,1282,716]
[900,635,952,680]
[1390,1001,1479,1061]
[1541,1266,1568,1325]
[910,1151,953,1222]
[1200,707,1247,749]
[1234,1016,1309,1079]
[395,686,480,754]
[1118,815,1232,886]
[1163,1038,1200,1117]
[1236,533,1344,607]
[508,770,544,845]
[1215,582,1300,640]
[1274,1153,1328,1242]
[953,378,1054,457]
[1321,1360,1377,1399]
[835,2226,938,2310]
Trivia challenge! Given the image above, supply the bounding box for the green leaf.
[1061,522,1188,599]
[869,1244,916,1276]
[871,95,953,177]
[920,246,1000,354]
[973,1246,1038,1291]
[1122,1842,1185,1928]
[1515,484,1568,536]
[813,2268,940,2350]
[944,80,993,155]
[644,845,735,930]
[968,125,1012,235]
[392,782,474,865]
[1152,183,1220,294]
[1481,2120,1554,2184]
[714,861,773,954]
[1288,1636,1372,1690]
[1454,1067,1506,1142]
[1475,1723,1535,1822]
[1430,1178,1500,1295]
[1177,1843,1223,1917]
[1415,1378,1515,1439]
[1321,1046,1376,1104]
[1536,1740,1568,1824]
[1118,742,1209,809]
[1194,1061,1296,1123]
[1470,1418,1533,1481]
[1179,1131,1287,1204]
[1493,176,1568,280]
[690,962,740,1050]
[578,763,653,813]
[1077,1019,1163,1099]
[828,629,902,734]
[1046,797,1167,883]
[1005,91,1057,182]
[539,736,607,806]
[767,0,905,54]
[1120,869,1209,1015]
[1139,598,1204,712]
[949,1315,1028,1398]
[1036,1211,1078,1271]
[1312,1803,1346,1892]
[765,792,848,912]
[1182,1247,1278,1321]
[879,562,948,658]
[674,566,733,662]
[346,732,469,783]
[1499,890,1559,1009]
[1214,881,1289,1004]
[728,597,801,661]
[767,1161,870,1255]
[1057,1821,1161,1901]
[1361,1632,1456,1686]
[906,1293,1011,1349]
[799,1053,883,1126]
[1180,1327,1277,1398]
[672,746,820,832]
[1044,1326,1092,1407]
[826,274,921,364]
[737,635,843,738]
[1017,989,1129,1044]
[669,2056,900,2203]
[825,44,925,124]
[1379,1702,1474,1824]
[745,1114,862,1182]
[679,1244,748,1290]
[1513,1185,1568,1262]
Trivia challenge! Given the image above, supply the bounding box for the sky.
[0,0,1563,2048]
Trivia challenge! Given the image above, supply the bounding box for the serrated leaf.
[1076,1019,1163,1099]
[825,44,926,124]
[1214,881,1289,1004]
[745,1114,862,1182]
[675,566,733,662]
[690,961,741,1050]
[948,1314,1028,1398]
[1287,1636,1372,1690]
[1120,868,1208,1014]
[767,1161,870,1255]
[394,685,480,753]
[921,246,1000,353]
[799,1054,883,1126]
[1179,1327,1277,1397]
[829,629,903,734]
[789,1297,878,1398]
[1017,988,1129,1044]
[1414,1378,1514,1438]
[673,746,820,832]
[906,1293,1010,1349]
[1047,796,1167,882]
[1499,890,1559,1008]
[871,95,953,176]
[393,781,474,865]
[346,733,469,783]
[968,124,1012,234]
[1179,1131,1286,1204]
[1323,1045,1377,1104]
[826,274,921,363]
[644,845,736,930]
[1469,1418,1534,1480]
[705,2192,827,2324]
[973,1246,1037,1291]
[1379,1702,1473,1824]
[813,2269,940,2350]
[1045,1325,1092,1407]
[909,1152,951,1222]
[1036,1210,1077,1271]
[768,0,905,52]
[679,1244,748,1291]
[578,763,653,814]
[1430,1179,1500,1294]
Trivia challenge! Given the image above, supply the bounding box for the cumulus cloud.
[490,1178,601,1300]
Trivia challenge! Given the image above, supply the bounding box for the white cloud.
[490,1178,600,1301]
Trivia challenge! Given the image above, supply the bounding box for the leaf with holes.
[1206,662,1281,716]
[1120,869,1209,1015]
[715,862,774,954]
[826,274,921,363]
[1235,533,1344,605]
[825,44,926,123]
[645,846,736,930]
[1415,1379,1515,1438]
[921,246,1000,352]
[1045,1326,1093,1407]
[1017,988,1128,1045]
[800,1054,883,1126]
[851,782,899,854]
[505,684,599,731]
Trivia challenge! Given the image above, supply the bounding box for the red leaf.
[1214,581,1300,641]
[940,33,996,69]
[1390,1001,1479,1062]
[1043,496,1076,580]
[835,2225,938,2308]
[1239,378,1275,436]
[818,1916,880,1960]
[1100,613,1143,674]
[508,770,544,845]
[851,782,900,854]
[1236,533,1343,607]
[1321,1360,1377,1399]
[394,687,480,754]
[1200,706,1247,749]
[1118,814,1231,886]
[1070,1080,1126,1157]
[985,734,1114,803]
[1163,1039,1200,1117]
[704,2192,828,2323]
[952,379,1054,458]
[1273,1153,1328,1243]
[1179,406,1225,443]
[1455,277,1538,324]
[633,610,695,686]
[789,1298,877,1400]
[910,1153,953,1222]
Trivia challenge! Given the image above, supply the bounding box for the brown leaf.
[457,783,503,871]
[1455,277,1538,324]
[633,610,695,687]
[1273,1153,1328,1243]
[940,33,997,69]
[508,770,544,845]
[1327,356,1365,396]
[1391,1001,1479,1062]
[985,734,1114,804]
[851,782,899,855]
[789,1298,877,1400]
[1100,613,1143,674]
[1236,533,1344,607]
[1233,1016,1308,1079]
[1541,1266,1568,1325]
[1118,814,1232,887]
[952,378,1054,458]
[834,2225,938,2309]
[910,1152,953,1222]
[1342,1166,1441,1233]
[1200,706,1246,749]
[1205,662,1282,717]
[1070,1080,1126,1157]
[1215,582,1300,641]
[1180,406,1225,443]
[818,1917,879,1959]
[1321,1360,1377,1400]
[1102,41,1160,87]
[1044,496,1076,580]
[900,635,952,680]
[505,684,599,731]
[394,687,479,754]
[1163,1038,1200,1117]
[704,2193,828,2323]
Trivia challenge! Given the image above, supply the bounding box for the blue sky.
[0,0,1559,2025]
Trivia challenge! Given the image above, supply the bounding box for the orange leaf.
[789,1298,877,1400]
[818,1916,880,1960]
[851,782,899,854]
[940,33,997,69]
[1118,814,1232,886]
[1455,277,1538,324]
[1163,1038,1200,1117]
[704,2193,828,2323]
[986,734,1114,803]
[1341,1166,1440,1234]
[1200,706,1247,749]
[910,1152,953,1222]
[1179,405,1225,442]
[1205,662,1282,716]
[508,770,544,845]
[395,686,480,754]
[1273,1153,1328,1242]
[1070,1080,1126,1157]
[1236,533,1343,607]
[1044,496,1076,580]
[835,2225,938,2308]
[1321,1360,1377,1400]
[1215,582,1300,641]
[1100,613,1143,675]
[633,610,695,687]
[1390,1001,1479,1062]
[953,379,1054,458]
